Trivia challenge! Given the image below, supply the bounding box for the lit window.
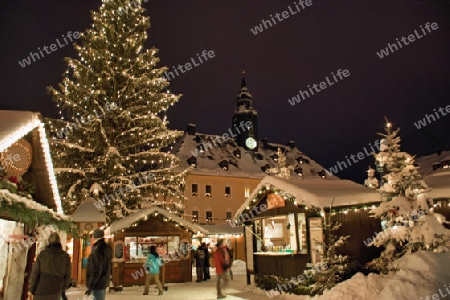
[205,185,212,197]
[192,211,199,223]
[225,186,231,197]
[191,184,198,196]
[244,187,250,198]
[206,211,212,224]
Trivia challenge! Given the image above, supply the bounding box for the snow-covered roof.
[235,176,381,218]
[0,110,63,213]
[71,197,106,223]
[416,150,450,176]
[0,110,41,152]
[416,151,450,199]
[105,206,208,235]
[200,224,243,235]
[173,132,336,180]
[423,173,450,199]
[0,189,69,222]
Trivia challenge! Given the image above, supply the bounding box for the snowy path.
[65,275,262,300]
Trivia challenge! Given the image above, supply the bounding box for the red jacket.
[214,245,230,275]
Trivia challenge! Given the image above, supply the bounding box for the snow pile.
[256,249,450,300]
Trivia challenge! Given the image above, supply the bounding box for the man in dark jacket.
[202,242,211,280]
[85,229,112,300]
[28,232,71,300]
[194,243,205,282]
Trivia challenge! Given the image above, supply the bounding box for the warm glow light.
[38,122,63,214]
[0,117,40,152]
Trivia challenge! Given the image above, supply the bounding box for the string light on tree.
[45,0,191,222]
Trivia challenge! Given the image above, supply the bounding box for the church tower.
[231,71,258,150]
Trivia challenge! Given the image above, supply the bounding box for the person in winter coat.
[214,239,230,299]
[143,245,164,295]
[202,242,211,280]
[85,229,112,300]
[28,232,71,300]
[226,245,234,280]
[194,243,205,282]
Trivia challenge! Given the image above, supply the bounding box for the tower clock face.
[245,137,257,150]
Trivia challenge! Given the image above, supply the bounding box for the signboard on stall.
[266,193,285,210]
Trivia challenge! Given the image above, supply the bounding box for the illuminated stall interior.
[234,176,382,282]
[105,206,208,287]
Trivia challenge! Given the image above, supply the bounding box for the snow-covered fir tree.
[301,211,349,295]
[369,120,446,273]
[46,0,190,221]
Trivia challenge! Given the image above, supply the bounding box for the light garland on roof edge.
[0,117,41,152]
[38,122,64,214]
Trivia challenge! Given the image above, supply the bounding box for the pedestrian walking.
[214,239,230,299]
[28,232,71,300]
[202,242,211,280]
[85,229,112,300]
[226,245,234,281]
[143,245,164,295]
[194,243,205,282]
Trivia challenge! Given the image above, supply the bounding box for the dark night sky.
[1,0,449,184]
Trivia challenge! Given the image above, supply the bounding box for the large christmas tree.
[368,119,446,273]
[46,0,190,221]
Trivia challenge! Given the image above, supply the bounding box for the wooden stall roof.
[105,206,209,235]
[235,176,381,219]
[0,110,63,214]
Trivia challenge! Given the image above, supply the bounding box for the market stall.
[105,206,208,287]
[0,110,74,300]
[233,176,382,284]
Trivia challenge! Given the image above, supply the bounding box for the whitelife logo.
[18,31,81,68]
[413,105,450,129]
[287,69,350,106]
[376,22,439,59]
[164,50,215,81]
[250,0,313,35]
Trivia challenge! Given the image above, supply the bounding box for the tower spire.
[241,70,246,88]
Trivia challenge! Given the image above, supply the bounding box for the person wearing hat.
[85,229,112,300]
[28,232,71,300]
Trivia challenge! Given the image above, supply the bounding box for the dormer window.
[294,167,303,176]
[261,164,270,173]
[233,149,241,158]
[432,162,441,170]
[317,169,326,179]
[270,154,278,162]
[219,160,229,171]
[187,156,197,168]
[443,160,450,169]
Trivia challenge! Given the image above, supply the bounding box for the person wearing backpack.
[194,243,205,282]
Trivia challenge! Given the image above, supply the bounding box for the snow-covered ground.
[253,250,450,300]
[65,253,450,300]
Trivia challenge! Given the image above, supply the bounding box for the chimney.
[437,148,442,155]
[287,140,295,149]
[186,124,196,135]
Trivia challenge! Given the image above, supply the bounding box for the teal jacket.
[145,253,163,274]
